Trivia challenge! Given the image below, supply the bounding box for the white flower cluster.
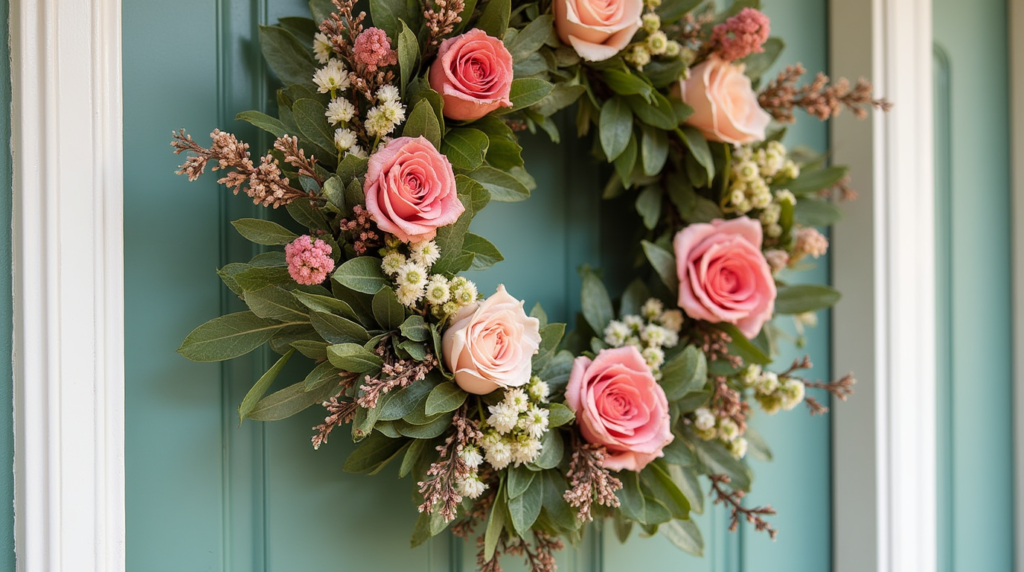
[624,8,682,70]
[381,240,479,311]
[693,407,748,460]
[478,379,551,470]
[728,142,801,237]
[455,445,488,499]
[602,298,683,376]
[739,364,806,414]
[364,85,406,139]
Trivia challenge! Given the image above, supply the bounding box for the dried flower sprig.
[311,372,361,449]
[357,344,437,409]
[476,531,564,572]
[274,135,323,186]
[424,0,465,54]
[775,356,856,415]
[690,322,742,368]
[339,204,382,255]
[709,474,778,540]
[171,129,310,208]
[758,64,893,123]
[710,375,748,436]
[563,434,623,522]
[417,408,483,522]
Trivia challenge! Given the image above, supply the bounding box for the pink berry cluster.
[285,235,335,285]
[353,28,398,73]
[710,8,771,62]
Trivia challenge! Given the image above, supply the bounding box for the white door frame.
[7,0,934,571]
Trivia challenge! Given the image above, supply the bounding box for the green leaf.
[614,133,637,187]
[238,349,295,422]
[717,323,771,365]
[233,266,292,292]
[327,343,384,373]
[310,311,370,344]
[372,286,406,330]
[530,303,548,328]
[619,279,650,318]
[532,84,586,117]
[745,427,773,462]
[343,431,407,473]
[508,477,543,536]
[603,69,654,100]
[508,466,536,499]
[467,166,530,202]
[614,510,633,543]
[655,0,702,23]
[333,257,389,294]
[484,481,506,560]
[600,97,633,161]
[177,311,284,362]
[247,381,336,421]
[397,20,420,95]
[674,390,711,412]
[379,375,438,420]
[741,37,784,80]
[396,316,429,343]
[635,185,662,230]
[395,411,454,438]
[627,92,677,130]
[291,339,329,360]
[580,268,614,335]
[291,290,358,320]
[786,165,849,195]
[338,153,370,184]
[293,98,337,155]
[441,128,489,170]
[258,25,316,87]
[400,437,428,478]
[677,127,715,182]
[532,322,566,372]
[507,78,554,111]
[322,176,346,211]
[690,435,753,491]
[659,346,707,401]
[424,382,468,416]
[477,0,511,38]
[505,15,554,61]
[794,198,843,226]
[462,233,505,271]
[617,472,671,525]
[403,99,442,149]
[660,519,704,557]
[643,462,691,520]
[236,111,291,138]
[547,403,575,428]
[539,471,577,532]
[642,240,679,293]
[532,429,564,469]
[668,463,703,514]
[369,0,421,40]
[245,286,310,322]
[644,58,688,88]
[775,284,841,314]
[641,125,670,176]
[303,360,342,391]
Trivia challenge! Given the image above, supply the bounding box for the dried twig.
[417,408,482,522]
[709,474,778,540]
[758,64,892,123]
[563,433,622,522]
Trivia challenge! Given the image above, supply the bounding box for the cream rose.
[441,285,542,395]
[554,0,643,62]
[675,57,772,144]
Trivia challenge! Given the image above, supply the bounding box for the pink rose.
[553,0,643,62]
[442,285,542,395]
[364,136,464,243]
[565,346,673,471]
[673,217,776,339]
[429,29,514,121]
[675,57,772,144]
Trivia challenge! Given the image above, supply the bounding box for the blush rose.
[553,0,643,62]
[429,29,514,121]
[675,57,772,144]
[442,285,542,395]
[673,217,776,339]
[364,136,464,243]
[565,346,674,471]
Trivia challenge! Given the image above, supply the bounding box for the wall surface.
[1,0,15,568]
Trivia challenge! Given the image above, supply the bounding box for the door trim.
[830,0,937,571]
[10,0,126,570]
[1010,1,1024,571]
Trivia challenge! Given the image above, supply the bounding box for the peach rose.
[675,57,772,144]
[364,136,464,243]
[553,0,643,62]
[429,29,514,121]
[442,285,542,395]
[674,217,776,339]
[565,346,674,471]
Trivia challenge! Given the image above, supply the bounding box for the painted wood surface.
[1,0,14,568]
[122,0,832,569]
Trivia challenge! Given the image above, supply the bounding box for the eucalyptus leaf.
[462,233,505,271]
[343,431,407,474]
[441,128,489,170]
[399,315,430,342]
[467,166,530,202]
[239,349,294,422]
[245,286,310,322]
[660,519,704,557]
[580,268,614,335]
[642,240,679,293]
[403,99,443,149]
[372,286,407,330]
[635,185,662,230]
[177,311,284,362]
[236,111,291,138]
[424,382,468,416]
[397,20,419,95]
[247,381,336,421]
[258,25,316,87]
[508,477,543,536]
[659,345,707,401]
[600,97,633,161]
[327,343,384,373]
[547,403,575,428]
[333,257,390,294]
[311,311,371,344]
[774,284,841,314]
[477,0,511,39]
[303,360,343,391]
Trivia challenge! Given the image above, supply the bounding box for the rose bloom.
[675,57,772,144]
[429,29,514,121]
[442,285,542,395]
[364,136,464,243]
[553,0,643,62]
[565,346,673,471]
[674,217,776,339]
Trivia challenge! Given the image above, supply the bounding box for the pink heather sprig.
[285,235,335,285]
[353,28,398,73]
[710,8,771,62]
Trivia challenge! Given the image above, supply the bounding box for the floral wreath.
[171,0,888,569]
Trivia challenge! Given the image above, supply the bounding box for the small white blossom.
[511,436,542,466]
[410,240,441,267]
[718,418,740,442]
[659,309,684,332]
[739,364,761,387]
[694,407,716,431]
[755,371,780,395]
[313,32,333,64]
[647,31,669,55]
[487,403,519,434]
[396,262,428,289]
[642,346,665,370]
[623,315,644,331]
[504,388,530,413]
[665,40,682,57]
[376,84,401,103]
[395,284,424,307]
[603,320,630,347]
[519,406,550,439]
[625,44,652,69]
[727,437,749,460]
[456,474,488,499]
[781,160,800,179]
[365,100,407,138]
[326,97,356,125]
[347,145,367,159]
[483,438,512,469]
[761,151,785,177]
[641,298,664,320]
[451,279,478,306]
[642,13,661,33]
[641,325,670,347]
[734,160,760,182]
[425,275,451,305]
[528,379,550,402]
[780,379,806,411]
[334,128,358,152]
[461,446,484,468]
[775,189,796,205]
[313,59,350,94]
[765,223,783,238]
[381,252,406,275]
[625,336,643,349]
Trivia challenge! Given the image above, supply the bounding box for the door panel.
[123,0,833,570]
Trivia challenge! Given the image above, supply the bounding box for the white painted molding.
[9,0,126,570]
[831,0,936,571]
[1010,1,1024,571]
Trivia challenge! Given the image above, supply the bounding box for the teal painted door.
[123,0,832,570]
[0,0,14,568]
[933,0,1014,570]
